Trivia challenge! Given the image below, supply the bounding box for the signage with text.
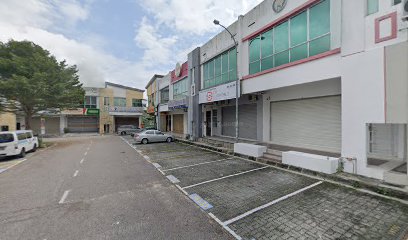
[168,97,189,110]
[83,108,100,116]
[199,82,237,104]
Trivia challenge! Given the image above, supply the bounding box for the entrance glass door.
[206,111,211,136]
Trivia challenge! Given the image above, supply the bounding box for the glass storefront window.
[248,0,331,74]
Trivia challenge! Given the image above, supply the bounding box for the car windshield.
[0,134,14,143]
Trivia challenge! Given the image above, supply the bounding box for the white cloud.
[0,0,154,89]
[138,0,263,35]
[134,17,178,67]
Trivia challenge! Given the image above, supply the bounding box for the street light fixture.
[213,19,240,143]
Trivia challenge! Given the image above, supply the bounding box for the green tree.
[0,40,84,129]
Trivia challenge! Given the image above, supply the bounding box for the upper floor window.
[203,47,237,89]
[160,87,169,104]
[104,97,109,106]
[132,99,143,107]
[85,96,97,109]
[173,77,188,100]
[367,0,379,15]
[114,97,126,107]
[249,0,331,75]
[393,0,402,5]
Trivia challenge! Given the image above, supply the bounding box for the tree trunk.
[25,112,33,130]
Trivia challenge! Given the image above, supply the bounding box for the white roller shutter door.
[270,96,341,153]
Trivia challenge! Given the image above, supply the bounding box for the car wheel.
[32,144,37,152]
[121,131,126,135]
[166,137,172,143]
[19,148,26,158]
[142,138,148,144]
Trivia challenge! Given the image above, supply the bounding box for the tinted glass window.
[17,133,27,140]
[145,131,154,135]
[0,134,14,143]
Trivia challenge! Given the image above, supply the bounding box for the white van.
[0,130,39,158]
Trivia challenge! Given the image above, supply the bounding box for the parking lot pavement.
[185,167,319,221]
[229,182,408,240]
[164,157,265,188]
[0,157,26,174]
[121,137,408,240]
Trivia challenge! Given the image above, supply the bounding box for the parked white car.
[0,130,38,158]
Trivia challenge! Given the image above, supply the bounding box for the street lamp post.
[213,19,240,143]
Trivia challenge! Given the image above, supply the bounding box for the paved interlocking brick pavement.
[151,152,227,170]
[167,158,264,187]
[186,167,318,221]
[229,182,408,240]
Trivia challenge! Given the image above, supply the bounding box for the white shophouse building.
[197,0,408,184]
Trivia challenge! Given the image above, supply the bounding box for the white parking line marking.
[80,158,84,164]
[182,166,269,190]
[209,213,242,240]
[59,190,71,204]
[157,168,165,175]
[84,152,88,156]
[143,155,150,160]
[73,170,79,177]
[166,175,180,183]
[176,185,188,195]
[223,181,323,226]
[162,157,234,172]
[152,163,161,168]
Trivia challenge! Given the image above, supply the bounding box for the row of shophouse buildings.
[145,0,408,185]
[0,82,146,135]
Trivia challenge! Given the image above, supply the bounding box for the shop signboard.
[83,108,100,116]
[199,82,237,104]
[168,96,189,110]
[106,106,144,113]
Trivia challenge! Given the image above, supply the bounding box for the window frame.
[173,77,189,100]
[85,96,97,109]
[367,0,379,15]
[132,98,143,107]
[202,47,237,89]
[248,0,331,75]
[104,97,110,106]
[114,97,127,107]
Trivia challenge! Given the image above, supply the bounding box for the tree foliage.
[0,40,85,129]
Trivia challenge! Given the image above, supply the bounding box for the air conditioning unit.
[403,0,408,21]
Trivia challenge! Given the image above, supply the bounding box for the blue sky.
[0,0,262,89]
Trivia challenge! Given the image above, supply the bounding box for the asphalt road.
[0,135,231,240]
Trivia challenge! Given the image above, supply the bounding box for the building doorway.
[104,124,110,134]
[206,111,211,136]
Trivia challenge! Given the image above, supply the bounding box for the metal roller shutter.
[67,116,99,133]
[222,104,257,139]
[270,96,341,153]
[222,106,235,137]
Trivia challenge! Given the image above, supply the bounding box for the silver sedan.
[134,130,174,144]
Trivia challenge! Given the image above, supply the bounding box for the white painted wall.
[107,85,126,98]
[242,54,341,94]
[158,73,170,90]
[341,48,386,178]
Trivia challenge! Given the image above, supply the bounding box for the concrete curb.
[175,138,408,201]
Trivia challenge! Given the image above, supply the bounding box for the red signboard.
[171,62,188,84]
